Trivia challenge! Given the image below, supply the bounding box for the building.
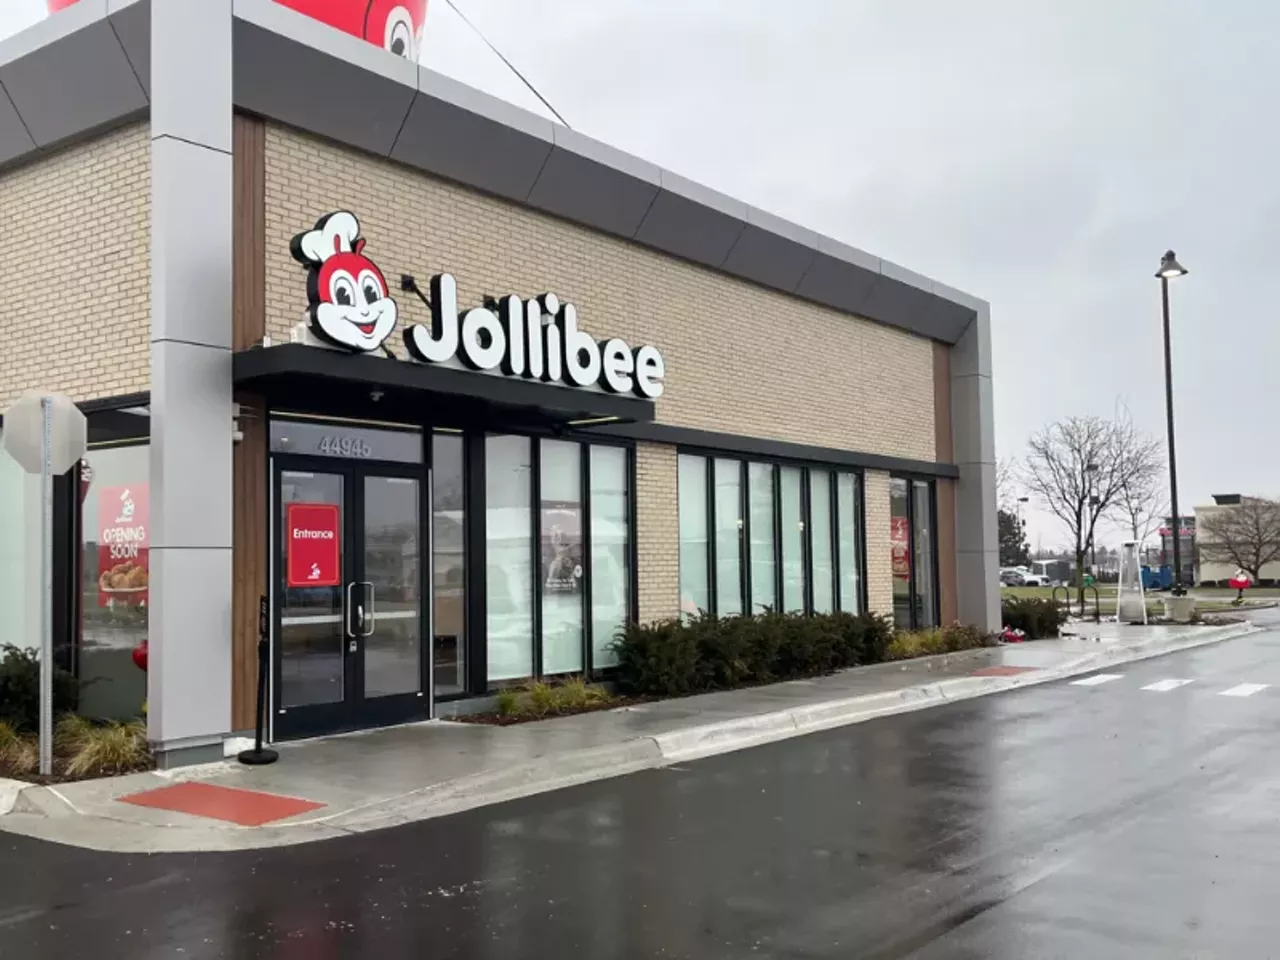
[0,0,997,766]
[1195,496,1280,585]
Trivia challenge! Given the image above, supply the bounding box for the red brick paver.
[118,782,326,826]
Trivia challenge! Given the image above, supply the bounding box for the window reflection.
[78,444,150,720]
[810,471,834,614]
[891,478,912,629]
[486,435,534,683]
[780,467,805,613]
[678,455,710,618]
[433,434,465,696]
[589,446,629,670]
[714,459,743,616]
[541,440,584,676]
[748,463,777,613]
[837,473,862,613]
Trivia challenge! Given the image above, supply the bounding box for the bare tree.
[1198,498,1280,583]
[1113,477,1167,546]
[995,457,1018,509]
[1022,413,1163,601]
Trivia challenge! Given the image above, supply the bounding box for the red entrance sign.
[286,503,341,587]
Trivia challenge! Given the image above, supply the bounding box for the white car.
[1020,573,1050,587]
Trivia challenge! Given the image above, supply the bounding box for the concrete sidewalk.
[0,619,1258,853]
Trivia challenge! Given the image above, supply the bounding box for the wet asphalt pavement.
[7,628,1280,959]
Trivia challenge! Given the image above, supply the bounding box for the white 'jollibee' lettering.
[402,273,665,398]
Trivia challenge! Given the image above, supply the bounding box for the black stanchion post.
[238,594,279,766]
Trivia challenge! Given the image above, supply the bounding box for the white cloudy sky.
[5,0,1278,551]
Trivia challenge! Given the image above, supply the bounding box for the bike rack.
[1085,585,1101,623]
[1052,585,1071,616]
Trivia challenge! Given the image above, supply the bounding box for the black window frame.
[890,473,940,630]
[678,447,869,619]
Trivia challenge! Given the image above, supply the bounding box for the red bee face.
[48,0,429,60]
[271,0,428,60]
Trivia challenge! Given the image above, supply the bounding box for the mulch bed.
[449,695,652,726]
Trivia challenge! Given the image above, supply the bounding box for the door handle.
[345,582,356,638]
[360,582,376,637]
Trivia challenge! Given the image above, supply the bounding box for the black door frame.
[271,452,431,741]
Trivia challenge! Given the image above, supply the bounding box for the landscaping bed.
[1,644,153,784]
[452,611,999,725]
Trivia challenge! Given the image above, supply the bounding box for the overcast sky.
[5,0,1278,551]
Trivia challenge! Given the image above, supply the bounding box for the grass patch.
[464,677,620,725]
[0,715,152,783]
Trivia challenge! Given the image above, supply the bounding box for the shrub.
[0,645,79,734]
[495,688,520,717]
[885,629,945,661]
[62,720,149,779]
[614,609,970,697]
[940,621,993,652]
[613,619,700,696]
[526,680,557,718]
[1001,597,1067,639]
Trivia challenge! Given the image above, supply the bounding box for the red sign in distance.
[287,503,341,588]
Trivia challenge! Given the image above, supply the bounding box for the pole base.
[237,747,279,766]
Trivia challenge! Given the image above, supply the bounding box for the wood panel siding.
[231,114,268,731]
[233,114,266,350]
[231,393,267,731]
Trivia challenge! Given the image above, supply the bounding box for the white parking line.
[1071,674,1124,686]
[1141,678,1195,692]
[1219,683,1270,698]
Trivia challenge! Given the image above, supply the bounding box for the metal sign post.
[3,391,88,776]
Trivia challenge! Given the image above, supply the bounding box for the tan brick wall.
[863,470,894,618]
[0,124,150,409]
[635,442,679,623]
[262,126,935,462]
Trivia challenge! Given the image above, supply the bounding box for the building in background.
[0,0,996,765]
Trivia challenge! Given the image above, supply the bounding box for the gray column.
[950,304,1000,631]
[147,0,235,765]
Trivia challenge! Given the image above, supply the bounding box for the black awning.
[232,344,656,428]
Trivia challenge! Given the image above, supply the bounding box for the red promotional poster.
[97,485,149,607]
[890,516,910,580]
[287,503,342,588]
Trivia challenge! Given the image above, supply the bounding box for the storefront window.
[486,435,534,682]
[589,446,629,669]
[891,478,911,629]
[432,433,465,696]
[913,479,937,628]
[0,437,40,655]
[780,467,805,613]
[714,458,743,616]
[837,473,862,613]
[78,444,150,721]
[891,476,937,630]
[810,470,834,613]
[748,462,776,613]
[678,454,710,617]
[540,440,584,675]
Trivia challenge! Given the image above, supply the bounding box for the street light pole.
[1157,250,1188,595]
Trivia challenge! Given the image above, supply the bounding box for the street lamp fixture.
[1156,251,1188,280]
[1156,249,1188,595]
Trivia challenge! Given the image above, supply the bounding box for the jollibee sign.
[97,485,149,607]
[46,1,429,62]
[290,211,667,400]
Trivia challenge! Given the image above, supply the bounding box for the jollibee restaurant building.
[0,0,997,767]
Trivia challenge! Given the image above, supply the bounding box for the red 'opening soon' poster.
[97,485,149,607]
[287,503,342,587]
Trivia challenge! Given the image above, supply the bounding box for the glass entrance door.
[274,460,428,740]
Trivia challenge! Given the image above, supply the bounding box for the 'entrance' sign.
[286,503,341,587]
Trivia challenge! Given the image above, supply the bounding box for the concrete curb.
[0,621,1259,853]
